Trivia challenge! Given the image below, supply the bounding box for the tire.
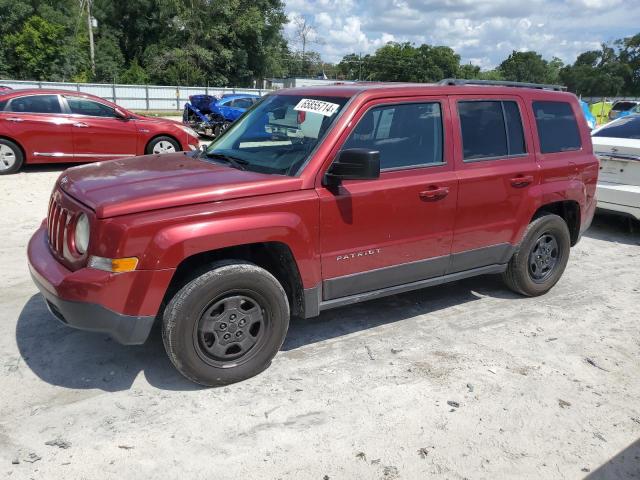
[146,136,181,155]
[0,138,24,175]
[162,261,290,386]
[502,213,571,297]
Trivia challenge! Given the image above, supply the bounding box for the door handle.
[5,117,24,122]
[419,186,449,201]
[510,175,534,188]
[73,122,89,128]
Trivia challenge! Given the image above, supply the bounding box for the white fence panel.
[1,79,271,111]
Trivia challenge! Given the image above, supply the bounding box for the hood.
[130,113,182,126]
[59,153,303,218]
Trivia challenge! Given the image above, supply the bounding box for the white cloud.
[283,0,640,68]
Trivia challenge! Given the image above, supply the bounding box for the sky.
[283,0,640,69]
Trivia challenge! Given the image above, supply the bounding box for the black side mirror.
[324,148,380,186]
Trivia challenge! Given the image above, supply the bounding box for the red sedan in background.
[0,89,200,174]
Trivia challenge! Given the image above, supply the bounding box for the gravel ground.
[1,164,639,480]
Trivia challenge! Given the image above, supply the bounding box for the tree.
[499,51,551,83]
[5,16,66,80]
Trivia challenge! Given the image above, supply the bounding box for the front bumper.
[27,224,171,345]
[31,272,155,345]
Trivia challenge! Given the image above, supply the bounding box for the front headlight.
[74,213,90,254]
[179,125,199,138]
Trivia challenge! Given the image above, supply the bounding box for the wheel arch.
[162,241,306,319]
[530,200,581,245]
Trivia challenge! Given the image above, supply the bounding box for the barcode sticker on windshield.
[294,99,340,117]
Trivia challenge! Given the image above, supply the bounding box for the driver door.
[317,97,458,300]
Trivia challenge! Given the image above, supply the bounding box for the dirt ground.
[1,164,639,480]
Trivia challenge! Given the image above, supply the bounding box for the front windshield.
[204,94,349,176]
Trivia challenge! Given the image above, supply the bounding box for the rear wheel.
[0,139,23,175]
[502,214,571,296]
[146,136,181,155]
[162,261,290,386]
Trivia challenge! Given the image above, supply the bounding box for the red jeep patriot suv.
[28,80,599,386]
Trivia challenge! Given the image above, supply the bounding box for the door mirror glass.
[324,148,380,185]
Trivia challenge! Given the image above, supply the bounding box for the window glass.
[458,101,507,160]
[205,94,348,176]
[342,102,443,169]
[67,98,116,117]
[592,116,640,140]
[7,95,62,114]
[232,98,253,109]
[611,101,638,112]
[533,101,581,153]
[0,100,6,111]
[503,101,526,155]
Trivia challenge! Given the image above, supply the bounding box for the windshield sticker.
[294,99,340,117]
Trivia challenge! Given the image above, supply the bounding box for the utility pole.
[86,0,95,75]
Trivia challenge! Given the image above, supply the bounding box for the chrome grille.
[47,196,71,257]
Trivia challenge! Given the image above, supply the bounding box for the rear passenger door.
[448,95,539,273]
[0,94,74,162]
[318,97,458,300]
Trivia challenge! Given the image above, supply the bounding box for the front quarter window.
[204,94,349,176]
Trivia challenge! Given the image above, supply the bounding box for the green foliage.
[1,0,639,95]
[499,51,552,83]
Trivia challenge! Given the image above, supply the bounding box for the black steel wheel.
[502,213,571,296]
[194,293,268,365]
[527,233,560,283]
[162,261,289,386]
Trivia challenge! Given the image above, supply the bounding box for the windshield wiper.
[204,152,249,171]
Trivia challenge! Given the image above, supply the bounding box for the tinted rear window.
[533,101,581,153]
[458,100,526,160]
[592,116,640,139]
[7,95,62,114]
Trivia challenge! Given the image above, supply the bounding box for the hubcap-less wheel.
[528,233,559,283]
[152,140,176,154]
[195,294,265,363]
[0,144,17,171]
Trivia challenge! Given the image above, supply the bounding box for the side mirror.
[114,107,129,120]
[323,148,380,186]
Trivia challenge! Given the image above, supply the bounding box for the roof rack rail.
[438,78,567,91]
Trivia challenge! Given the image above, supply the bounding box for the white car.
[591,115,640,220]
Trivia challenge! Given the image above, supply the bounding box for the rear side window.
[533,101,581,153]
[342,102,443,169]
[0,100,6,111]
[7,95,62,114]
[592,116,640,140]
[458,100,526,161]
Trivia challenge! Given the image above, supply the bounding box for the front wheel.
[162,261,290,386]
[146,136,181,155]
[502,214,571,296]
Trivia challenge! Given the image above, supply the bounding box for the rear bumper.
[27,223,173,345]
[597,182,640,220]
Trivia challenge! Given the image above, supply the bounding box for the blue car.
[183,93,262,137]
